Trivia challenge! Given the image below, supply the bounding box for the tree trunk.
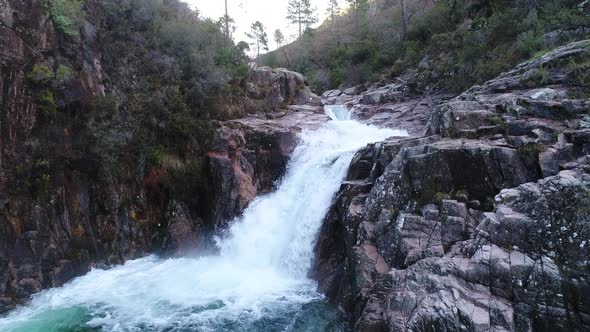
[224,0,229,47]
[400,0,407,40]
[298,9,302,37]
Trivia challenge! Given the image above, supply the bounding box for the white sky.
[185,0,331,53]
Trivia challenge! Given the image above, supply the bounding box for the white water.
[324,105,352,121]
[0,107,407,332]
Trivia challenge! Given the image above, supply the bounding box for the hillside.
[262,0,589,93]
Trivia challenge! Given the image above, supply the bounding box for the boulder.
[321,89,342,99]
[244,67,322,114]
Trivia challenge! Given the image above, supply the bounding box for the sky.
[185,0,331,53]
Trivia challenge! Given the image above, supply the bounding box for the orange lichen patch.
[62,176,80,213]
[72,224,85,239]
[101,223,115,242]
[3,207,24,237]
[129,209,137,221]
[232,161,255,207]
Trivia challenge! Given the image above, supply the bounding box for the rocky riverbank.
[313,40,590,331]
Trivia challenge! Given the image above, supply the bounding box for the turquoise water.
[5,297,347,331]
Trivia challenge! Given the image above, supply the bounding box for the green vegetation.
[246,21,269,58]
[26,64,53,85]
[55,65,74,87]
[81,0,250,200]
[262,0,588,93]
[42,0,85,37]
[525,66,551,87]
[17,0,251,209]
[38,90,58,116]
[517,143,546,157]
[34,174,52,200]
[27,63,75,117]
[287,0,318,38]
[569,58,590,85]
[434,192,451,204]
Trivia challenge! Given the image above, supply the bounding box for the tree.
[287,0,318,38]
[246,21,269,59]
[401,0,408,39]
[236,41,250,53]
[274,29,285,49]
[326,0,340,43]
[346,0,369,31]
[224,0,229,46]
[217,15,237,40]
[327,0,340,21]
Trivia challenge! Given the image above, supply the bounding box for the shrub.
[34,174,51,200]
[539,0,587,29]
[568,59,590,88]
[330,68,344,88]
[515,30,545,58]
[434,192,451,204]
[42,0,85,37]
[349,40,377,65]
[517,143,546,157]
[38,90,58,116]
[528,66,550,86]
[55,65,74,87]
[26,64,53,85]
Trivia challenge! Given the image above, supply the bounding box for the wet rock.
[314,41,590,330]
[161,201,203,256]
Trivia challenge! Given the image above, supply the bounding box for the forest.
[259,0,589,93]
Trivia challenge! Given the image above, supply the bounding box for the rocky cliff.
[0,0,322,312]
[314,40,590,331]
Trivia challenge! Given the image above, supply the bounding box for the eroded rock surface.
[313,40,590,331]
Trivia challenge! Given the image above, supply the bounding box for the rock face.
[245,67,322,113]
[313,40,590,331]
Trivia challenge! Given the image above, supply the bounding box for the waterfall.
[0,107,408,332]
[324,105,352,121]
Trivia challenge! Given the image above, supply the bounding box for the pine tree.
[217,15,237,40]
[224,0,229,46]
[286,0,318,38]
[274,29,285,49]
[246,21,269,59]
[326,0,340,41]
[327,0,340,20]
[346,0,368,31]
